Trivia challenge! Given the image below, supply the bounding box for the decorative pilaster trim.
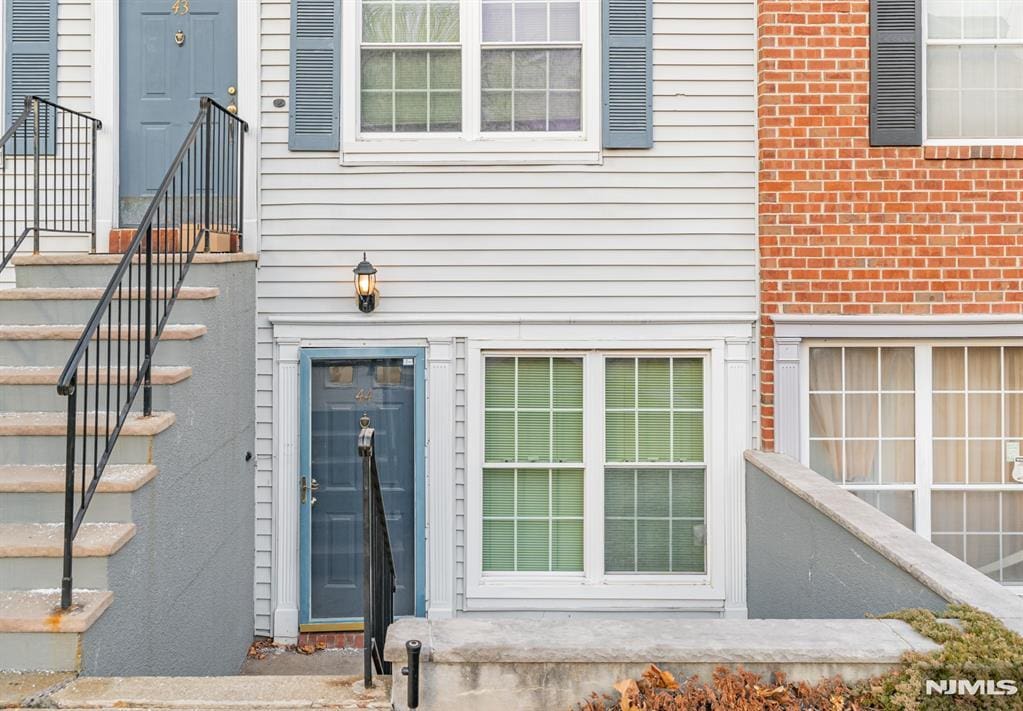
[427,339,456,619]
[272,338,301,643]
[774,336,802,461]
[723,337,751,618]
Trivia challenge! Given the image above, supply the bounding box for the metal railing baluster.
[56,98,247,609]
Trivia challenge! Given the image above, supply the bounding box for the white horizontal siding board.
[255,0,756,622]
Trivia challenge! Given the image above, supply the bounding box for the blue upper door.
[305,357,421,622]
[118,0,237,224]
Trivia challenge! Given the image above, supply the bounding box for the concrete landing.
[0,672,74,707]
[44,675,390,709]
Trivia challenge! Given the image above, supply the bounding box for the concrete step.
[0,412,174,465]
[0,324,206,366]
[0,464,157,524]
[0,523,134,593]
[0,522,136,558]
[0,590,113,672]
[13,252,256,288]
[0,366,191,411]
[45,675,391,708]
[0,287,219,324]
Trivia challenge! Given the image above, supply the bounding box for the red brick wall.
[758,1,1023,449]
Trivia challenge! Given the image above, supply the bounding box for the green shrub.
[860,604,1023,711]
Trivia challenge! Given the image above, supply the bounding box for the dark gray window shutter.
[870,0,922,146]
[603,0,653,149]
[4,0,58,127]
[289,0,340,151]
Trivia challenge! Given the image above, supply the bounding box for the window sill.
[923,144,1023,161]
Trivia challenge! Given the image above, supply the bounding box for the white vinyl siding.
[256,0,755,631]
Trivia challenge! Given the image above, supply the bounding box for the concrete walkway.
[0,674,390,709]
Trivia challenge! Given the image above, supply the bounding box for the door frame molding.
[297,347,428,627]
[95,0,258,250]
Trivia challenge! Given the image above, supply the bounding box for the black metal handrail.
[57,97,247,609]
[359,415,396,687]
[1,96,101,273]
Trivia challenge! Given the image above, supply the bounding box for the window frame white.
[922,0,1023,146]
[465,343,727,610]
[340,0,602,165]
[800,338,1023,593]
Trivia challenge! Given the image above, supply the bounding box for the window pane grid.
[481,0,581,132]
[482,468,584,572]
[604,467,706,574]
[605,357,705,465]
[926,0,1023,139]
[808,347,916,486]
[932,490,1023,584]
[933,346,1021,485]
[484,356,584,464]
[360,0,462,134]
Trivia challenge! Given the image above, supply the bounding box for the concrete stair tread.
[0,464,158,493]
[46,675,391,708]
[0,411,175,436]
[0,365,192,385]
[0,287,218,300]
[14,253,256,266]
[0,522,136,557]
[0,589,114,633]
[0,324,206,340]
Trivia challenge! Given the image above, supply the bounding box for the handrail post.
[90,119,98,253]
[61,381,77,610]
[359,417,375,688]
[32,98,40,253]
[143,224,153,416]
[237,119,245,250]
[203,99,212,252]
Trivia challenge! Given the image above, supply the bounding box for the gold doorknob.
[227,104,238,115]
[227,86,237,96]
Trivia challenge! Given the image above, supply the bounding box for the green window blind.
[483,356,584,572]
[605,357,704,463]
[604,357,706,574]
[482,468,584,572]
[485,357,584,464]
[604,468,705,573]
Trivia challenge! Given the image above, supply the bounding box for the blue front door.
[301,351,425,624]
[118,0,237,224]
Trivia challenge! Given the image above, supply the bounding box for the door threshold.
[300,622,364,633]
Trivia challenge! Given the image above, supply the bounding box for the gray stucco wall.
[82,260,256,675]
[745,461,947,619]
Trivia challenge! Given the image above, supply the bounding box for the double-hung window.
[807,344,1023,588]
[925,0,1023,140]
[479,353,709,592]
[343,0,600,163]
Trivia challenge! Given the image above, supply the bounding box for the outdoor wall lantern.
[354,253,379,313]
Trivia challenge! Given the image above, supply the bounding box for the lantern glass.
[355,271,376,297]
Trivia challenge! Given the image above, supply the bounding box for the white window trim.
[922,1,1023,146]
[796,337,1023,594]
[340,0,602,166]
[464,341,729,610]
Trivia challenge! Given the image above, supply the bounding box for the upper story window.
[342,0,600,164]
[926,0,1023,140]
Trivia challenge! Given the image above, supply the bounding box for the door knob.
[227,104,238,115]
[227,86,237,96]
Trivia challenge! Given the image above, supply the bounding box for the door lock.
[301,477,320,505]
